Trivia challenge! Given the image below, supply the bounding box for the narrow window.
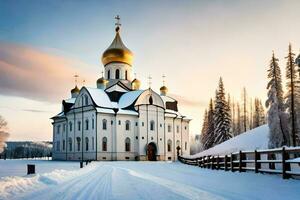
[85,95,88,106]
[69,122,73,132]
[76,137,81,151]
[69,138,72,151]
[125,70,128,80]
[168,124,171,132]
[115,69,120,79]
[108,70,110,79]
[62,140,65,151]
[92,137,94,150]
[176,125,179,133]
[78,121,81,131]
[92,118,95,129]
[57,125,60,134]
[85,137,89,151]
[125,120,130,131]
[167,140,172,152]
[150,120,155,131]
[125,138,131,152]
[118,120,121,125]
[185,142,187,150]
[102,119,107,130]
[102,137,107,151]
[85,119,89,130]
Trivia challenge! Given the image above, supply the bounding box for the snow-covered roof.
[64,98,76,104]
[96,107,115,114]
[118,90,144,109]
[118,109,139,116]
[161,95,176,104]
[85,87,113,108]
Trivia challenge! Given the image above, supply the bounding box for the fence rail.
[178,147,300,179]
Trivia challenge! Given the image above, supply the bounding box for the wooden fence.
[178,147,300,179]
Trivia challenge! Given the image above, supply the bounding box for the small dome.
[71,85,80,94]
[131,78,141,90]
[101,29,133,66]
[160,86,168,96]
[97,77,108,84]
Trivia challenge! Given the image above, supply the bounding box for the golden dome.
[71,85,80,94]
[131,78,141,90]
[160,86,168,95]
[101,28,133,66]
[97,77,108,85]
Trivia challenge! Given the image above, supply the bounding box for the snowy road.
[1,161,300,200]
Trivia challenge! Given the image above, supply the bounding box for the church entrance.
[147,142,157,161]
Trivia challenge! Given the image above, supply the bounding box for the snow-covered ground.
[190,125,269,158]
[0,160,300,200]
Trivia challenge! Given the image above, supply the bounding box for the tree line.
[200,78,265,150]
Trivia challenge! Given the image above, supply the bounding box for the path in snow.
[1,161,300,200]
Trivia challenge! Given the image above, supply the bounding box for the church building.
[52,18,191,161]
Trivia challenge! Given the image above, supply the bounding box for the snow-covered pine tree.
[266,51,289,148]
[200,109,209,148]
[227,94,232,134]
[285,44,300,146]
[258,100,266,125]
[214,77,232,145]
[204,99,215,149]
[236,102,242,136]
[232,97,236,135]
[241,87,248,132]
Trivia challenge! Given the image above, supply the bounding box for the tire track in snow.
[114,166,227,200]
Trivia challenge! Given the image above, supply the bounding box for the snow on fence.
[179,147,300,179]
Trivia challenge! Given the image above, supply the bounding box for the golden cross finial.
[162,74,166,86]
[74,74,79,86]
[148,75,152,88]
[115,15,121,27]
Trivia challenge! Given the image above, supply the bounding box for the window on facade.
[102,137,107,151]
[92,118,95,129]
[85,137,89,151]
[92,137,94,150]
[168,124,172,132]
[142,122,144,126]
[57,125,61,134]
[177,125,179,133]
[125,138,131,152]
[84,95,88,106]
[111,120,113,125]
[62,140,65,151]
[125,70,128,80]
[185,142,187,150]
[76,137,81,151]
[185,126,187,130]
[69,122,73,132]
[167,140,172,152]
[125,120,130,131]
[135,122,138,126]
[118,120,121,125]
[85,119,89,130]
[69,138,72,151]
[78,121,81,131]
[108,70,110,79]
[115,69,120,79]
[160,123,162,127]
[56,141,60,151]
[102,119,107,130]
[150,120,155,131]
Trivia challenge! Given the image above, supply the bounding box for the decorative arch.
[102,137,107,151]
[125,137,131,152]
[115,69,120,79]
[125,120,130,131]
[167,139,172,152]
[76,137,81,151]
[102,119,107,130]
[147,142,157,161]
[85,137,89,151]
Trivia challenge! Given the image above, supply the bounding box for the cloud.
[21,109,49,113]
[170,93,207,108]
[0,42,95,103]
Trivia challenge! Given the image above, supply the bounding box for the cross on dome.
[115,15,121,32]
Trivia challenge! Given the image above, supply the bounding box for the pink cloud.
[0,42,95,102]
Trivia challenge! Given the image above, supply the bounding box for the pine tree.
[241,87,248,132]
[204,99,215,149]
[200,109,209,148]
[258,100,266,125]
[214,77,232,145]
[266,51,289,148]
[236,102,242,136]
[285,44,300,146]
[232,97,236,135]
[227,94,232,134]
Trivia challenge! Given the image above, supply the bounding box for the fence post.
[211,156,214,170]
[225,155,228,171]
[231,154,234,172]
[239,151,242,172]
[217,156,220,170]
[254,150,260,173]
[282,147,291,179]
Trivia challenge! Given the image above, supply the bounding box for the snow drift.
[190,125,269,158]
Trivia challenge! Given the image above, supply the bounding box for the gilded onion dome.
[131,78,141,90]
[97,77,108,85]
[101,27,133,66]
[160,86,168,96]
[71,85,80,94]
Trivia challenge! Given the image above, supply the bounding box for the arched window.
[85,119,89,130]
[176,140,180,148]
[92,137,94,150]
[102,137,107,151]
[108,70,110,79]
[92,118,95,129]
[85,137,89,151]
[125,138,131,152]
[84,95,88,106]
[125,120,130,131]
[102,119,107,130]
[76,137,81,151]
[69,122,73,132]
[62,140,65,151]
[78,121,81,131]
[115,69,120,79]
[69,138,72,151]
[167,139,172,152]
[150,120,155,131]
[149,96,153,105]
[125,70,128,80]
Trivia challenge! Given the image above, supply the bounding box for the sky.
[0,0,300,141]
